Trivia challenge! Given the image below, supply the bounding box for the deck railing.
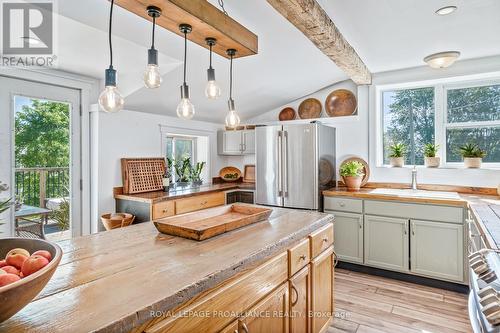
[15,167,69,208]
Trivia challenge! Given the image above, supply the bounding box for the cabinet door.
[310,246,334,333]
[410,219,464,282]
[289,266,311,333]
[242,130,255,154]
[239,282,289,333]
[364,215,409,272]
[223,131,243,155]
[331,211,363,264]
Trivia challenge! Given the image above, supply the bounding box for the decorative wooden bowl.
[101,213,135,231]
[279,107,296,121]
[219,166,242,182]
[0,238,62,323]
[298,98,322,119]
[325,89,357,117]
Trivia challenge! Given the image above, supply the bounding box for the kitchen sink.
[371,188,461,200]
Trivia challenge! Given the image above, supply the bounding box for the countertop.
[114,182,256,204]
[0,207,332,333]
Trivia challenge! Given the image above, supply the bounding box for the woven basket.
[101,213,135,231]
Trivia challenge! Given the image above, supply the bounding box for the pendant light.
[176,24,195,120]
[204,38,221,99]
[225,49,240,127]
[98,0,124,113]
[143,6,162,89]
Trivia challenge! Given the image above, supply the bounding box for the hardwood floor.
[330,268,472,333]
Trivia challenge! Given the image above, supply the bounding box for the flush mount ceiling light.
[424,51,461,69]
[205,37,222,100]
[225,49,240,127]
[98,0,124,113]
[176,24,195,120]
[435,5,458,16]
[143,6,162,89]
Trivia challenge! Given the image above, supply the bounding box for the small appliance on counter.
[469,248,500,332]
[255,122,336,211]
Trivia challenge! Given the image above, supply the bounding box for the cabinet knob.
[339,202,345,207]
[299,254,306,261]
[322,237,328,242]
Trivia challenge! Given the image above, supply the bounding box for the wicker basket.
[101,213,135,231]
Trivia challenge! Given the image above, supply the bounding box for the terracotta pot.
[343,175,363,191]
[424,156,440,168]
[464,157,482,168]
[390,157,404,168]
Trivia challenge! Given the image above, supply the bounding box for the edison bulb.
[98,86,124,113]
[225,110,240,127]
[144,64,162,89]
[176,98,195,119]
[205,80,221,99]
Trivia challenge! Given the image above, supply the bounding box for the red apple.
[32,250,52,262]
[0,259,7,268]
[0,273,21,287]
[21,255,49,277]
[5,248,30,269]
[0,265,20,276]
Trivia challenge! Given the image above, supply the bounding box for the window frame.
[377,78,500,169]
[165,135,197,182]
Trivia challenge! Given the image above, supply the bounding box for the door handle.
[241,323,249,333]
[283,130,288,197]
[411,222,415,236]
[291,283,299,306]
[277,131,283,197]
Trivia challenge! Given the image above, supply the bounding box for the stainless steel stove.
[469,249,500,332]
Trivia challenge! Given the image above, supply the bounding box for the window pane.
[446,127,500,163]
[447,84,500,123]
[166,137,173,159]
[383,88,435,165]
[175,139,193,162]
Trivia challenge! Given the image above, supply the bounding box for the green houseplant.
[190,162,206,184]
[459,143,486,168]
[423,143,440,168]
[388,142,406,167]
[340,161,365,191]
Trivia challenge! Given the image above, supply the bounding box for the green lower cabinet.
[331,211,364,264]
[364,215,409,273]
[410,219,464,282]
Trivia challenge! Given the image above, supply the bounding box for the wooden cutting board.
[121,158,166,194]
[153,204,272,241]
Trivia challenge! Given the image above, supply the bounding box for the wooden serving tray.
[153,204,272,241]
[121,158,166,194]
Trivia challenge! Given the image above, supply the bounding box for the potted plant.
[340,161,365,191]
[388,142,406,167]
[190,162,206,185]
[459,143,486,168]
[423,143,440,168]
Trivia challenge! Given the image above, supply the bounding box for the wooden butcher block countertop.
[0,207,332,333]
[115,183,255,204]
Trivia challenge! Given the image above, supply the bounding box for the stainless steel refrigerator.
[255,123,336,211]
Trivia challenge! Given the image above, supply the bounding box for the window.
[379,79,500,167]
[166,136,196,182]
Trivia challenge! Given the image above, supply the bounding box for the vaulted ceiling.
[56,0,500,122]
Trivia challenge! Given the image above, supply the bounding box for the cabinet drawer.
[175,192,225,215]
[364,200,463,224]
[309,223,334,258]
[152,200,175,220]
[324,197,362,213]
[288,238,310,277]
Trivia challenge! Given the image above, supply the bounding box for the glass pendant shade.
[144,64,162,89]
[99,86,124,113]
[225,110,240,127]
[177,98,195,120]
[205,80,221,99]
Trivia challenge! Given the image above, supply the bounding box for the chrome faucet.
[411,166,418,190]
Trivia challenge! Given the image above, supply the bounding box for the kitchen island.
[0,207,335,333]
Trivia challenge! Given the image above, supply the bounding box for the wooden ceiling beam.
[113,0,258,59]
[267,0,372,85]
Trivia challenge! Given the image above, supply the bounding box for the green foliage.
[389,142,406,158]
[459,143,486,158]
[51,198,70,231]
[15,100,70,168]
[423,143,439,157]
[340,161,365,177]
[191,162,206,182]
[173,158,206,183]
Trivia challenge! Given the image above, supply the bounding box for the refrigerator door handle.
[283,130,289,197]
[277,130,283,197]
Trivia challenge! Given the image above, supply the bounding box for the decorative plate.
[279,107,296,121]
[325,89,357,117]
[298,98,322,119]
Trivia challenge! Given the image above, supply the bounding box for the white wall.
[91,109,226,232]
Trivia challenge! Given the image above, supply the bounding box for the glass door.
[0,77,81,240]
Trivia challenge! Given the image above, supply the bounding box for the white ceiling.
[54,0,500,122]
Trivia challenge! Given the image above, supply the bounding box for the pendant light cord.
[229,53,233,99]
[151,16,156,49]
[183,30,187,85]
[218,0,228,15]
[108,0,114,67]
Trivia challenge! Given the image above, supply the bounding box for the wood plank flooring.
[329,269,472,333]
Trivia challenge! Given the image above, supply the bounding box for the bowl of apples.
[0,238,62,322]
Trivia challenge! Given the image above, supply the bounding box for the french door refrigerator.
[255,123,336,211]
